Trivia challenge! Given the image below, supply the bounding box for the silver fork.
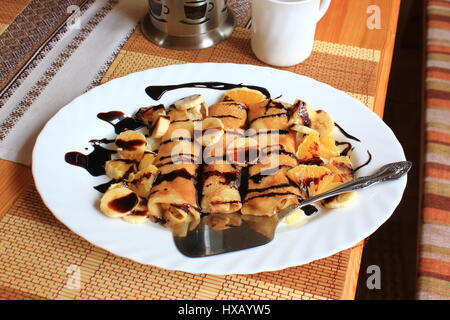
[173,161,412,257]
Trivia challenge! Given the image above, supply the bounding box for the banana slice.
[136,105,166,126]
[128,165,158,198]
[150,116,170,139]
[122,212,148,224]
[104,159,136,180]
[291,124,319,138]
[282,207,309,226]
[163,205,193,229]
[289,100,335,140]
[174,94,205,110]
[152,107,167,121]
[322,191,357,209]
[150,139,160,153]
[201,117,225,146]
[289,99,312,127]
[100,184,139,218]
[138,152,156,171]
[122,199,148,224]
[311,110,334,137]
[116,130,148,161]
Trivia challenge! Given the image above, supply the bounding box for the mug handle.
[317,0,331,21]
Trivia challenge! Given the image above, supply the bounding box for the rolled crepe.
[200,101,247,214]
[148,103,203,228]
[241,99,303,216]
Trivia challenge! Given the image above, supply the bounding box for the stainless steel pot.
[141,0,235,50]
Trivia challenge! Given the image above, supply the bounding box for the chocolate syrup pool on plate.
[108,192,139,213]
[64,140,116,177]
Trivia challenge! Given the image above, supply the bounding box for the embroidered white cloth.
[0,0,146,165]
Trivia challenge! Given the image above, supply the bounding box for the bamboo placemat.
[0,0,31,35]
[0,6,380,300]
[101,27,378,110]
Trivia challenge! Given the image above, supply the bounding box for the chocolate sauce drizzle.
[159,153,198,161]
[203,170,241,188]
[210,200,241,205]
[244,191,300,202]
[247,183,293,194]
[158,156,201,168]
[97,111,143,134]
[239,167,250,199]
[249,113,288,125]
[154,168,197,186]
[90,138,115,145]
[159,136,195,146]
[334,122,361,142]
[171,204,202,214]
[298,176,324,198]
[336,141,353,157]
[248,165,294,184]
[94,180,118,193]
[65,140,116,177]
[264,100,290,113]
[302,205,318,216]
[298,158,324,166]
[145,82,271,101]
[116,139,146,150]
[292,100,311,127]
[354,151,373,172]
[259,145,298,162]
[248,129,289,137]
[108,193,139,213]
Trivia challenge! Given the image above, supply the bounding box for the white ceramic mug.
[251,0,331,67]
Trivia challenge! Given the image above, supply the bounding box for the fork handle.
[280,161,412,219]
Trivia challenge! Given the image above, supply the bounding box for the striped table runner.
[418,0,450,300]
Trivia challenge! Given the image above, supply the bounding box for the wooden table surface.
[0,0,401,300]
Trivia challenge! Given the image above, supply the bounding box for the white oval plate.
[32,63,407,275]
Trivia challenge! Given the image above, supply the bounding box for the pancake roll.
[241,99,303,216]
[147,95,205,229]
[200,100,248,214]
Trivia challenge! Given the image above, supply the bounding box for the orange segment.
[296,132,322,163]
[314,174,342,196]
[221,87,267,106]
[320,135,340,160]
[325,156,354,183]
[287,165,332,197]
